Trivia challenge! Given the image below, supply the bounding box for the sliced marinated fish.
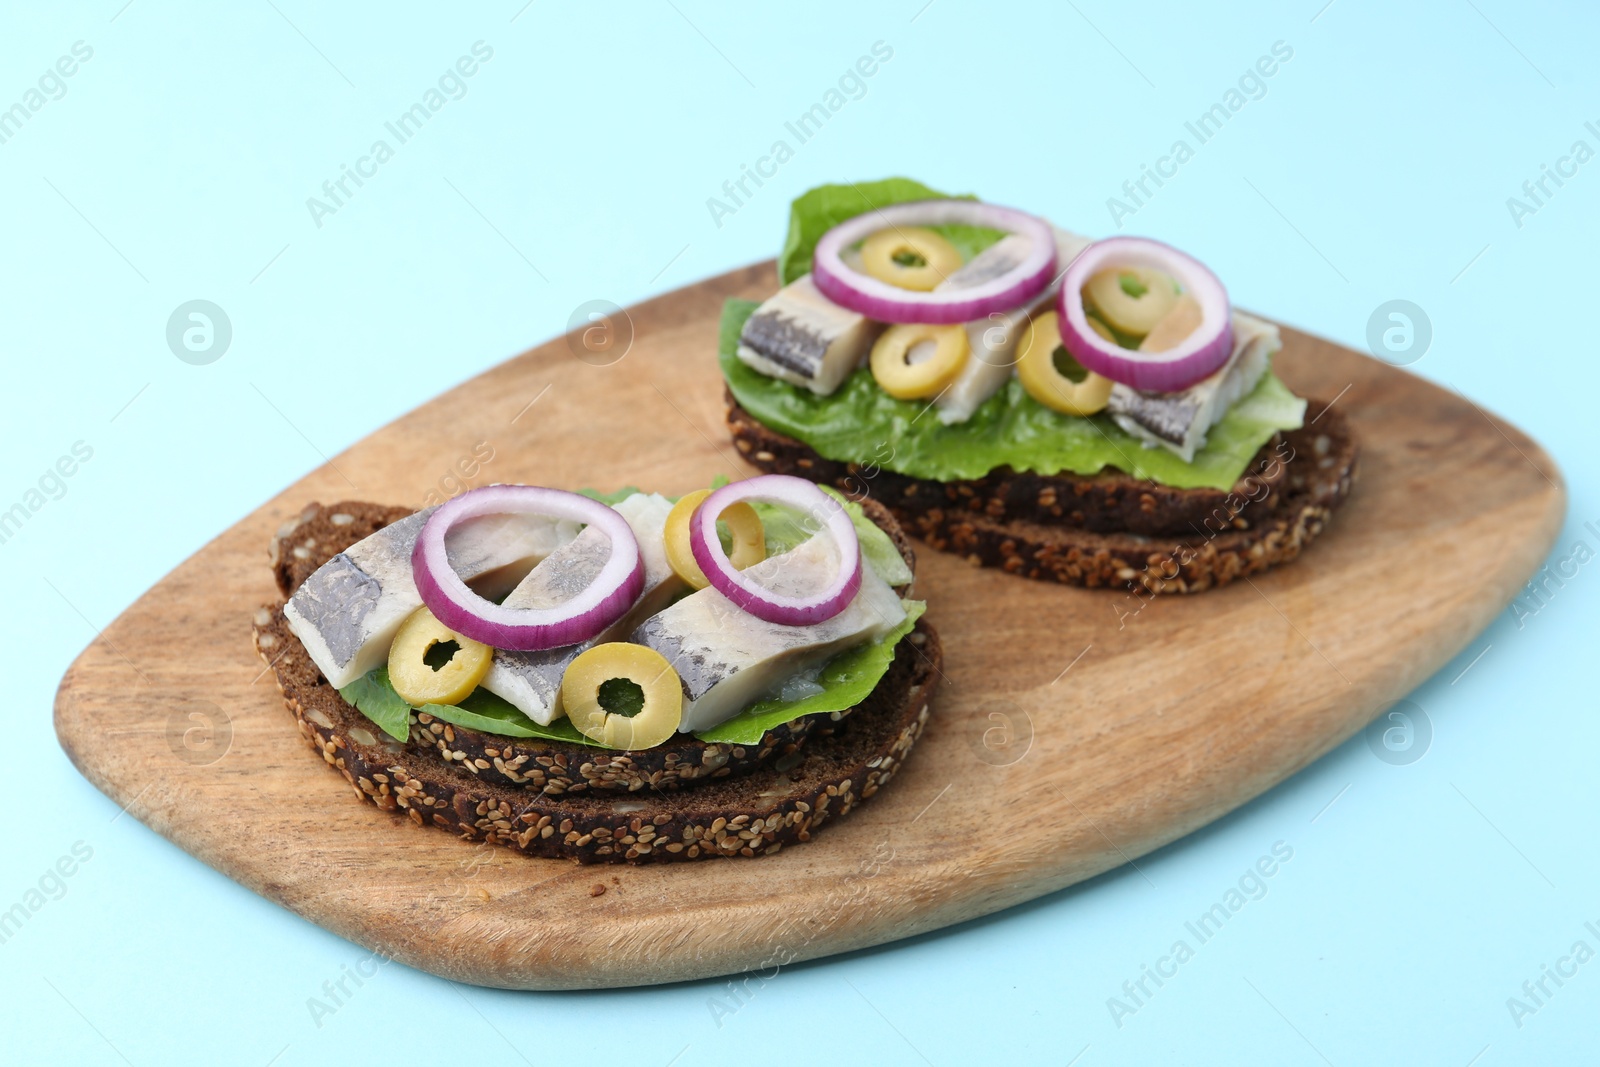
[632,533,907,733]
[480,493,683,725]
[1106,311,1281,462]
[935,227,1095,424]
[932,234,1035,425]
[737,274,883,396]
[447,512,580,602]
[285,508,578,690]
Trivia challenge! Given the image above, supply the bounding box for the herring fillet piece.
[736,274,883,396]
[480,493,683,726]
[632,534,907,733]
[934,227,1095,424]
[1106,311,1281,462]
[284,509,578,690]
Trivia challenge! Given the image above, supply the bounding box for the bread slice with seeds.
[255,605,937,863]
[728,394,1359,594]
[253,496,940,862]
[405,701,823,795]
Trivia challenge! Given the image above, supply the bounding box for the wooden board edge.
[46,260,1573,989]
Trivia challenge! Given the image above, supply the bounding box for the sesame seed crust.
[407,706,818,795]
[255,495,939,863]
[253,605,939,864]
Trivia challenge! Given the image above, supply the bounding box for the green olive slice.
[388,606,493,706]
[1084,266,1179,337]
[561,642,683,750]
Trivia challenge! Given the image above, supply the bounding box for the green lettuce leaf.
[721,298,1305,491]
[694,600,926,745]
[839,492,914,586]
[337,668,414,743]
[750,487,913,587]
[778,177,1003,286]
[420,687,594,745]
[342,668,601,746]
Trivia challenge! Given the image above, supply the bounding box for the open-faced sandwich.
[723,178,1359,594]
[252,477,938,864]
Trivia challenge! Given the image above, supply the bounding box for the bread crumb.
[589,884,606,897]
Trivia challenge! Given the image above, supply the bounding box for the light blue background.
[3,1,1595,1063]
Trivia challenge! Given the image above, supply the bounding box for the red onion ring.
[688,475,861,626]
[1056,236,1233,392]
[412,485,643,651]
[811,200,1056,324]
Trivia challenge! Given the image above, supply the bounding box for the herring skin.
[633,533,906,733]
[284,507,577,690]
[932,235,1035,426]
[736,274,883,396]
[285,508,433,690]
[480,493,683,725]
[934,228,1095,425]
[1107,311,1279,462]
[286,553,382,669]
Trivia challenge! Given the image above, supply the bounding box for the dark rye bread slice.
[259,497,919,795]
[406,704,817,795]
[912,416,1358,594]
[269,499,409,600]
[726,388,1291,536]
[255,603,940,864]
[729,396,1359,595]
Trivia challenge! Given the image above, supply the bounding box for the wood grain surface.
[53,262,1566,989]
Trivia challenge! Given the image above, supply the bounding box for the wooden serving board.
[55,263,1564,989]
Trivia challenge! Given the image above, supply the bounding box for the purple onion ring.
[811,200,1057,324]
[412,485,643,651]
[688,475,861,626]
